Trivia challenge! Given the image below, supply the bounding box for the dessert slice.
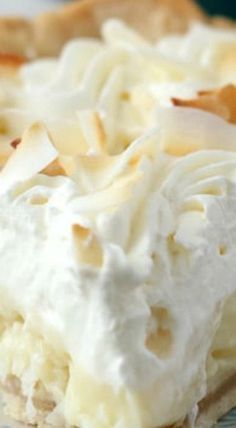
[0,6,236,428]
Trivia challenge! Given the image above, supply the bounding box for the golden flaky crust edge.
[2,372,236,428]
[0,0,206,58]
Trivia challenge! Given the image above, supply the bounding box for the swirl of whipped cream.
[157,23,236,85]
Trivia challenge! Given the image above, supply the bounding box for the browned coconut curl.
[172,84,236,125]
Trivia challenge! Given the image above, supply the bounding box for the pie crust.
[2,372,236,427]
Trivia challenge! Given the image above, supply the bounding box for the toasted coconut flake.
[172,84,236,124]
[73,154,118,191]
[157,106,236,156]
[77,111,107,154]
[42,159,66,177]
[58,155,77,176]
[93,112,107,152]
[10,138,21,149]
[71,130,157,192]
[50,120,88,156]
[72,224,103,267]
[70,169,143,213]
[0,122,58,193]
[73,224,90,241]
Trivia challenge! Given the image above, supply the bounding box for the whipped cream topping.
[0,20,236,428]
[1,21,234,158]
[157,23,236,85]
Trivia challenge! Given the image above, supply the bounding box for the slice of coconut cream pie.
[0,5,236,428]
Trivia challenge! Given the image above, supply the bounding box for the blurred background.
[0,0,64,16]
[198,0,236,18]
[0,0,235,19]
